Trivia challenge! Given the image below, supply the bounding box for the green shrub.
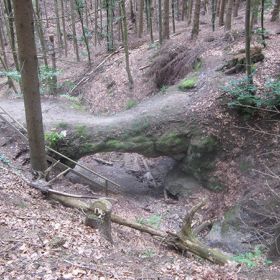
[232,246,266,268]
[263,80,280,108]
[126,99,137,109]
[45,131,66,146]
[0,70,21,82]
[178,77,197,91]
[223,77,260,116]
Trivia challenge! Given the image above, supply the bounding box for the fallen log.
[46,92,219,189]
[27,180,231,265]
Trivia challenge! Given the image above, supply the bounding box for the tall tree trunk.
[13,0,47,173]
[54,0,63,52]
[76,0,91,64]
[271,0,280,22]
[224,0,233,31]
[0,16,8,67]
[120,0,134,89]
[233,0,240,17]
[245,0,252,83]
[49,35,58,95]
[191,0,201,38]
[94,0,98,45]
[188,0,193,25]
[260,0,266,47]
[218,0,227,26]
[4,0,20,72]
[158,0,163,43]
[33,0,49,67]
[163,0,170,40]
[250,0,259,30]
[172,0,176,33]
[60,0,68,56]
[138,0,144,37]
[70,0,80,61]
[211,0,217,31]
[147,0,154,42]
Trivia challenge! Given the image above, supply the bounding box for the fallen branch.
[33,190,230,265]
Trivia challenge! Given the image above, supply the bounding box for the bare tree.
[13,0,47,172]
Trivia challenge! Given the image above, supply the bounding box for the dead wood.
[26,182,231,265]
[220,46,264,75]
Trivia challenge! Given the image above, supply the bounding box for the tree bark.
[225,0,233,31]
[13,0,47,172]
[218,0,227,26]
[191,0,201,38]
[271,0,280,22]
[138,0,144,37]
[163,0,170,40]
[158,0,163,44]
[120,0,134,89]
[70,0,80,61]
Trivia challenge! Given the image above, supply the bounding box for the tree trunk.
[54,0,63,52]
[70,0,80,61]
[13,0,47,172]
[33,0,49,68]
[191,0,201,38]
[60,0,68,56]
[120,0,134,89]
[163,0,170,40]
[218,0,227,26]
[224,0,233,31]
[233,0,240,17]
[138,0,144,37]
[271,0,280,22]
[260,0,266,47]
[245,0,252,83]
[188,0,193,25]
[45,93,218,188]
[158,0,163,43]
[171,0,176,33]
[4,0,20,72]
[76,0,91,64]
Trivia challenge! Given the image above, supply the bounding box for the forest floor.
[1,5,280,280]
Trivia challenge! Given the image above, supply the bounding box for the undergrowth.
[223,76,280,117]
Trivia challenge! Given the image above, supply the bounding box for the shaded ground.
[1,6,280,280]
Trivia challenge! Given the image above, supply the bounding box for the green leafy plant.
[136,214,162,229]
[126,99,137,109]
[178,77,198,91]
[232,246,264,268]
[160,85,168,94]
[45,130,66,146]
[223,77,260,116]
[0,154,10,165]
[140,249,156,259]
[263,80,280,108]
[39,66,60,94]
[0,70,21,82]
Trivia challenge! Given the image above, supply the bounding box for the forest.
[0,0,280,279]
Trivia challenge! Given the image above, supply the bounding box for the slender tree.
[225,0,233,31]
[158,0,163,44]
[219,0,227,26]
[191,0,201,38]
[70,0,80,61]
[138,0,144,37]
[4,0,20,72]
[13,0,47,173]
[245,0,252,83]
[60,0,68,56]
[233,0,240,17]
[163,0,170,40]
[120,0,134,89]
[271,0,280,22]
[260,0,266,47]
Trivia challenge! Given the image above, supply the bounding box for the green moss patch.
[178,77,198,91]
